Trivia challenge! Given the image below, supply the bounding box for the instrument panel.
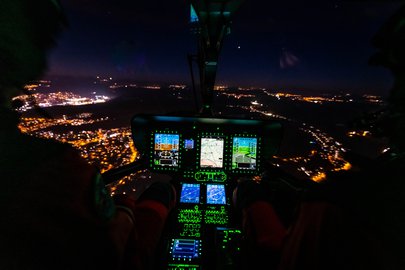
[131,114,283,178]
[131,114,283,269]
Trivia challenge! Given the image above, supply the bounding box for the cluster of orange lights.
[347,130,371,137]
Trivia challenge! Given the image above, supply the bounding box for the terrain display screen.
[180,183,201,204]
[206,184,226,205]
[200,137,224,168]
[154,134,179,167]
[232,137,257,170]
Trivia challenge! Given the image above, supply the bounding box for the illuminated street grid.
[217,90,377,182]
[13,91,110,112]
[262,91,384,104]
[17,80,384,183]
[271,126,352,182]
[19,116,138,173]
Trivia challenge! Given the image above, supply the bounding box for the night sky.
[46,0,404,94]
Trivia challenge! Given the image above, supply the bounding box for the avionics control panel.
[132,115,282,177]
[131,114,283,269]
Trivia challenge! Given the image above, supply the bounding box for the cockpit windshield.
[14,1,402,182]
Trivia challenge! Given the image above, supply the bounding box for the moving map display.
[200,137,224,168]
[154,133,179,167]
[232,137,257,170]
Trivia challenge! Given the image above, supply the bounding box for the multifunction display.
[206,184,226,205]
[180,183,201,204]
[232,137,257,170]
[200,137,224,169]
[154,133,179,167]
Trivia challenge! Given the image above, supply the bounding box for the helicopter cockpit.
[129,114,282,269]
[100,1,300,269]
[3,1,405,269]
[97,1,405,269]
